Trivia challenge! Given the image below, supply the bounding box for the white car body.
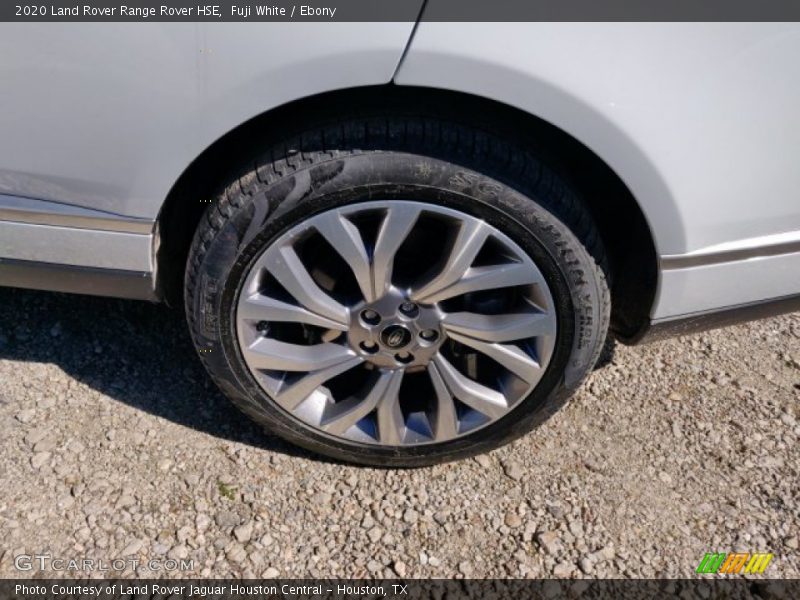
[1,21,799,340]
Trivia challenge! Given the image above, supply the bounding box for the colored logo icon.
[696,552,774,574]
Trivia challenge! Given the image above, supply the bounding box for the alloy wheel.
[235,201,557,446]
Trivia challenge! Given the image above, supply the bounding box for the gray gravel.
[0,288,798,578]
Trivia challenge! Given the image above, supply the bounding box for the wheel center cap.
[381,325,412,349]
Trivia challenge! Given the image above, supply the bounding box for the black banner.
[1,579,799,600]
[4,0,800,22]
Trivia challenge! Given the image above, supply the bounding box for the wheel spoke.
[313,211,375,302]
[375,369,406,445]
[431,353,508,420]
[245,338,356,372]
[412,262,542,304]
[272,357,363,411]
[239,292,349,330]
[265,245,349,327]
[427,362,459,441]
[320,369,400,436]
[446,331,543,385]
[442,310,556,343]
[410,220,490,303]
[372,205,421,296]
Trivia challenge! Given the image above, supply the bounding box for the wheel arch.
[155,85,658,341]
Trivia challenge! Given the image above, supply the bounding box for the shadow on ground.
[0,287,620,463]
[0,287,314,459]
[595,335,617,370]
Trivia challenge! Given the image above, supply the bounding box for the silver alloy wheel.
[235,201,557,446]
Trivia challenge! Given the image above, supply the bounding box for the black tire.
[184,112,610,467]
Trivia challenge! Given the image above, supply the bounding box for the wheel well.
[155,85,657,340]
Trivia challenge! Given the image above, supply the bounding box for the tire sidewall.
[190,152,606,466]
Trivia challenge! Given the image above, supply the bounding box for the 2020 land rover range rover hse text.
[1,22,799,465]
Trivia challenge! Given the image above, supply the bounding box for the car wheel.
[185,114,610,466]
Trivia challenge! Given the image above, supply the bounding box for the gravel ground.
[0,287,798,579]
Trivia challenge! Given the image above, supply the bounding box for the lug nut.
[420,329,439,342]
[395,352,414,365]
[360,309,381,325]
[399,302,419,317]
[359,341,378,354]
